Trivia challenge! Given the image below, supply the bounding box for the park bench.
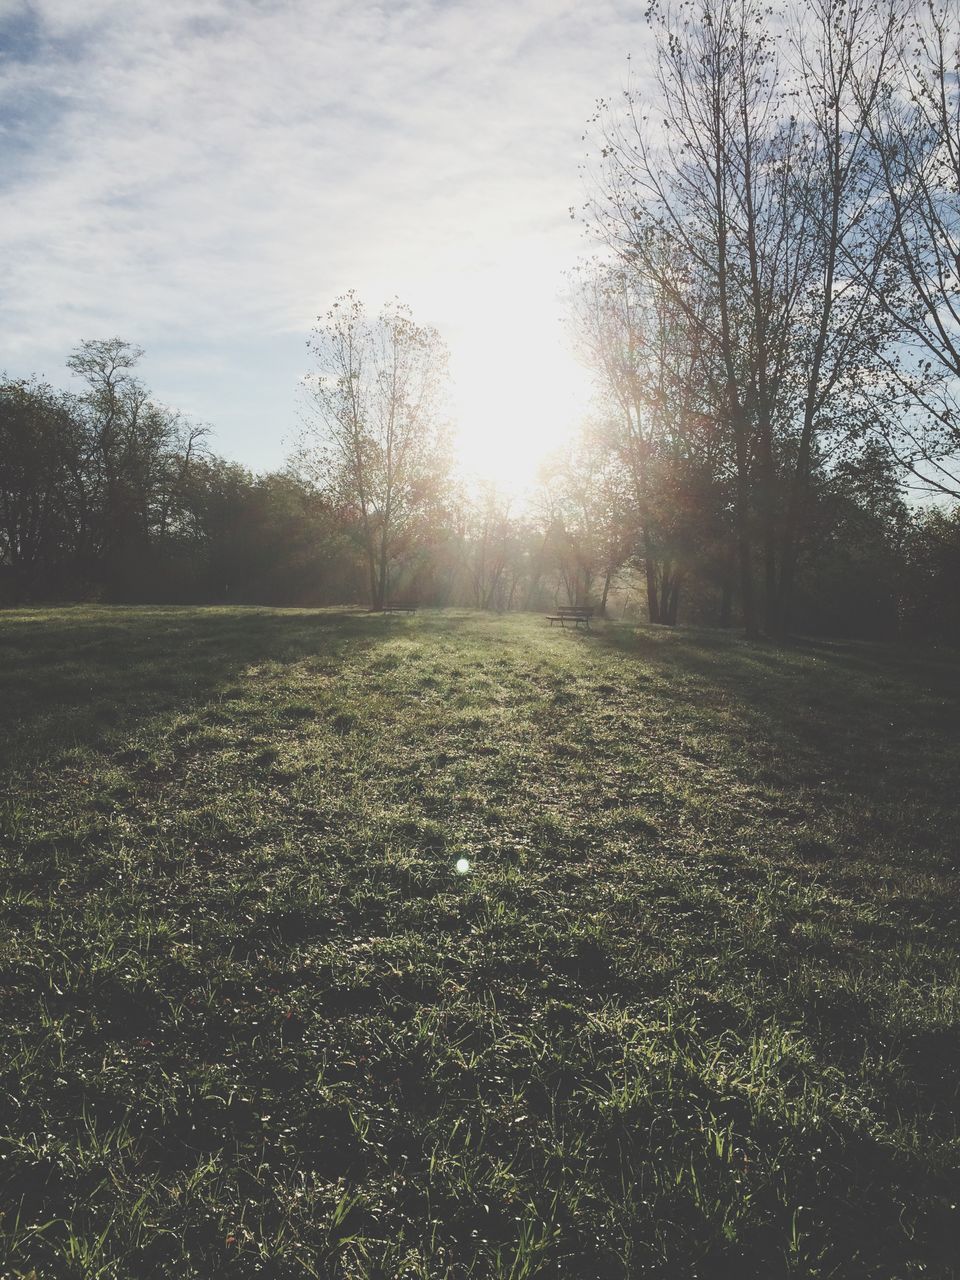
[382,600,418,613]
[547,605,595,629]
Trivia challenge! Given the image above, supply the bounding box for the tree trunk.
[666,573,681,626]
[737,529,757,639]
[600,567,613,616]
[644,531,661,623]
[763,519,779,636]
[776,451,812,640]
[366,543,380,609]
[734,464,758,639]
[719,549,735,628]
[658,561,681,626]
[645,560,660,623]
[524,528,551,611]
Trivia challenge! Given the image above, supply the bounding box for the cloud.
[0,0,648,472]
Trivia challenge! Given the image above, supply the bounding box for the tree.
[775,0,900,634]
[66,338,207,590]
[300,294,451,609]
[901,503,960,639]
[462,485,516,610]
[588,0,785,634]
[859,0,960,499]
[793,439,908,637]
[586,0,896,635]
[2,339,417,608]
[536,420,636,614]
[0,378,84,600]
[571,255,728,624]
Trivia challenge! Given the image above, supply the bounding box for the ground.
[0,606,958,1279]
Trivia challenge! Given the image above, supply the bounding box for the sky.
[0,0,649,491]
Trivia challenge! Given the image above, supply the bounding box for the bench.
[381,600,418,613]
[547,605,595,629]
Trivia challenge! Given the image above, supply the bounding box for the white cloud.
[0,0,650,477]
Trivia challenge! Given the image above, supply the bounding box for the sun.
[445,302,593,499]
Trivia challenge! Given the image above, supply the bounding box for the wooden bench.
[381,600,418,613]
[547,605,595,629]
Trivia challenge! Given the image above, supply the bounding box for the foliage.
[900,504,960,642]
[0,378,85,596]
[0,352,362,608]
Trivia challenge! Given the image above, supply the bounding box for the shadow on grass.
[593,621,960,752]
[0,606,410,771]
[589,620,960,866]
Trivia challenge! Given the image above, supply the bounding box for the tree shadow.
[590,620,960,827]
[0,606,387,772]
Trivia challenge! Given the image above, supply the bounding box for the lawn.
[0,606,958,1279]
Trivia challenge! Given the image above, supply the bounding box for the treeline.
[2,334,957,641]
[0,341,352,606]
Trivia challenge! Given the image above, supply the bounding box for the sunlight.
[429,271,593,498]
[5,1,959,1272]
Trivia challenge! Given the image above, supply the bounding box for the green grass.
[0,605,958,1279]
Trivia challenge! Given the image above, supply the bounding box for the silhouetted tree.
[586,0,898,636]
[0,379,84,599]
[300,294,451,609]
[859,0,960,500]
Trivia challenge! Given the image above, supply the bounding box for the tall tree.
[572,254,727,624]
[586,0,895,635]
[301,294,451,610]
[66,338,207,587]
[776,0,900,633]
[860,0,960,499]
[0,379,84,598]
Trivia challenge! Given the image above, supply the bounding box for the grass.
[0,604,958,1279]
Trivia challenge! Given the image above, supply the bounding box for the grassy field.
[0,606,958,1279]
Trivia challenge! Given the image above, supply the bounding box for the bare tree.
[465,485,516,611]
[571,252,728,624]
[586,0,896,635]
[587,0,788,634]
[776,0,902,633]
[859,0,960,499]
[301,294,451,610]
[536,428,635,615]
